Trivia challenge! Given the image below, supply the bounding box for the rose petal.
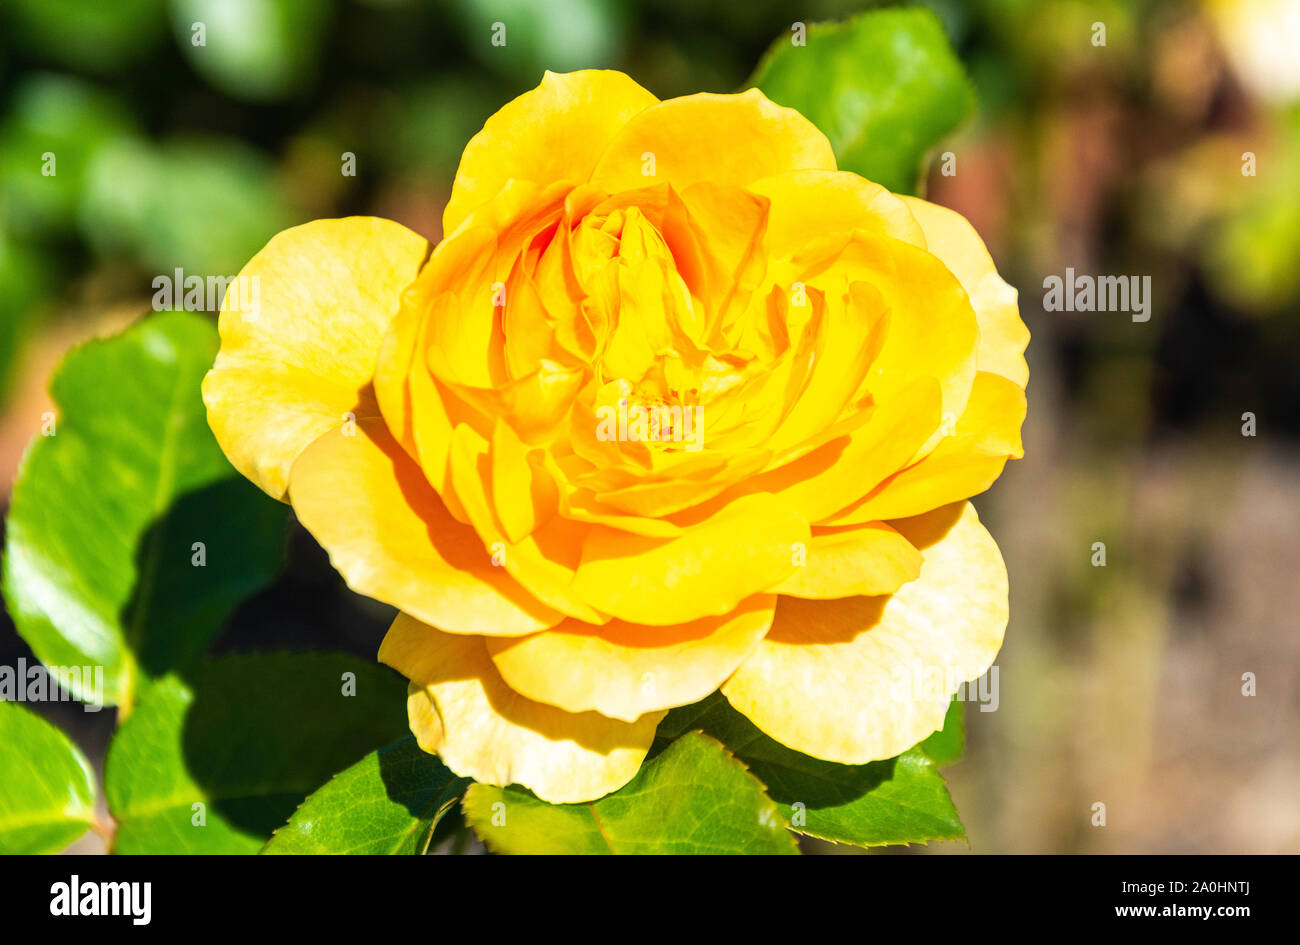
[443,70,658,235]
[899,195,1030,389]
[381,614,662,803]
[571,492,809,626]
[827,371,1026,523]
[589,88,836,193]
[448,423,607,624]
[770,522,922,598]
[289,418,562,635]
[203,217,428,499]
[749,169,926,252]
[722,502,1006,763]
[793,230,979,443]
[486,596,775,722]
[745,378,941,524]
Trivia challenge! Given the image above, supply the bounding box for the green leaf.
[749,8,976,195]
[263,736,469,855]
[104,652,409,854]
[659,694,964,848]
[921,696,965,766]
[2,312,287,708]
[0,702,98,854]
[463,732,798,854]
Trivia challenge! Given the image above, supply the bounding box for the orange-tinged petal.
[202,217,428,499]
[376,181,578,503]
[589,88,836,193]
[411,227,504,386]
[443,70,658,236]
[380,614,663,803]
[427,180,575,390]
[827,371,1026,524]
[372,284,423,456]
[486,596,775,722]
[899,195,1029,389]
[770,522,922,599]
[376,283,483,501]
[670,181,771,338]
[571,492,809,626]
[722,502,1006,763]
[411,353,470,515]
[448,423,607,624]
[288,418,561,635]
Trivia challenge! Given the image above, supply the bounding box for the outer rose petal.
[769,522,922,599]
[748,169,927,252]
[485,596,776,722]
[288,418,562,635]
[826,372,1026,524]
[405,680,445,750]
[380,614,663,803]
[442,70,658,236]
[589,88,837,193]
[202,217,428,499]
[722,502,1007,764]
[898,195,1030,389]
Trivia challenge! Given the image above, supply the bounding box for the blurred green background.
[1,0,1297,853]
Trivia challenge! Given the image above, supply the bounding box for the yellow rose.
[203,70,1028,803]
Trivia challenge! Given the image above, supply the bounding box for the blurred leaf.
[170,0,332,101]
[383,78,500,175]
[1207,181,1300,312]
[0,702,98,854]
[975,0,1139,79]
[749,8,976,194]
[463,733,798,854]
[450,0,627,78]
[920,696,965,766]
[105,653,408,854]
[263,736,469,854]
[659,694,965,848]
[0,234,49,402]
[7,0,167,73]
[80,137,295,277]
[2,312,287,708]
[0,74,137,235]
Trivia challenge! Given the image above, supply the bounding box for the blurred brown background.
[1,0,1297,853]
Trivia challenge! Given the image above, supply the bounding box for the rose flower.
[204,70,1028,803]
